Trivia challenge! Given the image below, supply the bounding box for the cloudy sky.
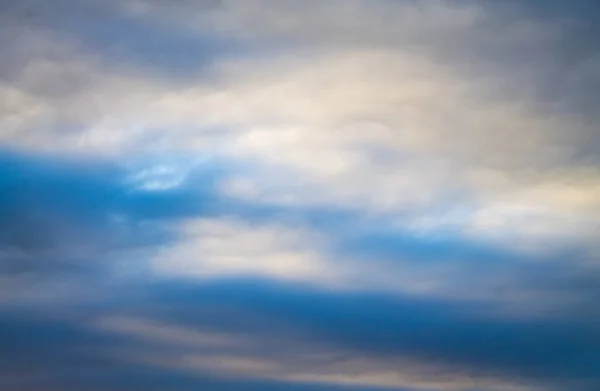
[1,1,600,390]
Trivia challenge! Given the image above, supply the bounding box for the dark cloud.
[4,276,600,390]
[0,310,411,391]
[0,149,217,256]
[0,0,252,80]
[116,278,600,390]
[475,0,600,164]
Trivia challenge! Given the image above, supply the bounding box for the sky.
[1,1,600,390]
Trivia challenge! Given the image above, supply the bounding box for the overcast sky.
[1,1,600,390]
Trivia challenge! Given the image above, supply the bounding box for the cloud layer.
[1,1,599,390]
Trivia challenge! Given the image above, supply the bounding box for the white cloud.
[2,0,599,255]
[152,217,341,285]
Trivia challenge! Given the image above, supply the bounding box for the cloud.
[0,149,216,254]
[1,1,600,390]
[4,277,589,391]
[139,280,600,388]
[3,149,597,390]
[2,310,430,391]
[152,217,339,285]
[2,0,598,224]
[0,149,230,305]
[3,0,592,251]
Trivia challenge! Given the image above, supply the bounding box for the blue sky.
[1,1,600,390]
